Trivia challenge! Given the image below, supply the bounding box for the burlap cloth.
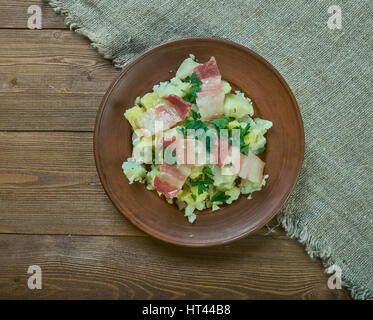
[49,0,373,299]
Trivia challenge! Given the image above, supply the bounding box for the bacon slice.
[162,95,191,119]
[135,95,192,137]
[178,137,208,166]
[238,151,265,184]
[154,163,191,198]
[193,57,225,120]
[162,137,176,152]
[156,127,183,152]
[217,138,230,168]
[213,137,241,175]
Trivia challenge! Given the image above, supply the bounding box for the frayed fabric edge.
[277,212,373,300]
[48,0,124,68]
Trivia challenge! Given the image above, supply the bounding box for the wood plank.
[0,131,285,237]
[0,29,119,131]
[0,131,141,236]
[0,0,66,29]
[0,234,350,299]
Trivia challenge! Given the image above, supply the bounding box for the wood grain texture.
[0,235,350,299]
[0,131,141,236]
[0,30,119,131]
[0,0,66,29]
[0,3,351,299]
[0,131,284,238]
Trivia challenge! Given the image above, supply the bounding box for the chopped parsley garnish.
[189,172,214,195]
[152,149,156,164]
[186,73,202,85]
[185,119,206,130]
[189,177,201,187]
[230,131,245,147]
[211,191,231,202]
[182,72,202,104]
[240,145,250,156]
[211,115,230,130]
[205,135,211,152]
[198,183,206,194]
[179,108,214,153]
[202,166,213,176]
[241,122,251,137]
[191,194,197,201]
[191,109,201,120]
[203,175,214,185]
[189,178,207,195]
[179,109,206,132]
[228,122,251,155]
[176,127,185,135]
[211,115,230,138]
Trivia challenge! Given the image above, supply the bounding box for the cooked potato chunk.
[224,93,254,119]
[153,77,190,98]
[176,57,201,79]
[146,165,160,190]
[124,105,145,129]
[132,136,153,164]
[225,187,241,204]
[122,158,146,184]
[222,80,232,94]
[189,166,203,179]
[211,165,237,191]
[140,92,162,110]
[228,120,241,130]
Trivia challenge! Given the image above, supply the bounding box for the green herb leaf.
[152,149,156,164]
[182,91,196,103]
[211,115,230,139]
[182,73,202,104]
[205,135,211,153]
[202,175,214,185]
[211,191,231,202]
[176,127,185,135]
[189,174,212,195]
[189,73,203,85]
[185,119,206,130]
[191,109,201,120]
[257,146,265,153]
[241,123,251,137]
[190,85,201,95]
[189,177,198,187]
[230,135,245,147]
[228,122,251,150]
[202,166,213,176]
[191,194,197,201]
[240,145,250,156]
[197,183,206,195]
[240,135,246,146]
[211,115,230,130]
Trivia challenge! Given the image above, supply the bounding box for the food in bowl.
[121,54,272,223]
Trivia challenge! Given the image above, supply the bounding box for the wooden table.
[0,1,350,299]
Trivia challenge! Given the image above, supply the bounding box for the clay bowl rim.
[93,36,305,247]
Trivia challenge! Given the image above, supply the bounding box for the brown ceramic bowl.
[94,37,304,247]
